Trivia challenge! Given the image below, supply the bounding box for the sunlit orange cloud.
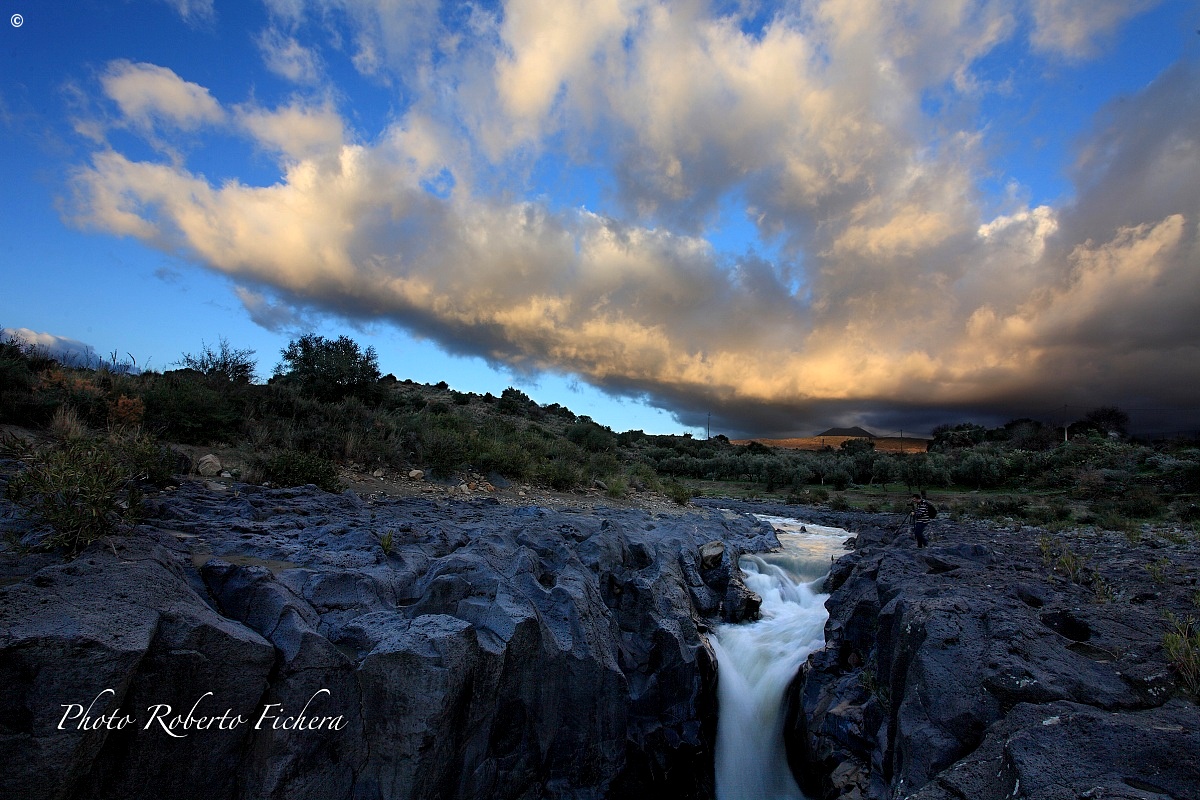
[67,4,1200,435]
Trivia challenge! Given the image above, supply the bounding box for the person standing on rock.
[908,493,936,548]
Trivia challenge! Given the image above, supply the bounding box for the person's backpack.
[926,502,938,518]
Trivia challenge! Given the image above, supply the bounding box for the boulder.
[699,540,725,570]
[196,454,222,476]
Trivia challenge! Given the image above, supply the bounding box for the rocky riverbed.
[0,477,772,800]
[2,481,1199,800]
[697,498,1200,800]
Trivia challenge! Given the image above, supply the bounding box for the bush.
[420,427,469,477]
[31,368,108,427]
[604,476,628,499]
[1163,613,1200,698]
[178,337,257,383]
[665,481,693,505]
[827,494,851,511]
[116,432,181,487]
[537,459,583,490]
[1094,487,1167,519]
[3,434,149,554]
[139,370,247,444]
[273,334,382,403]
[260,451,342,492]
[626,462,661,492]
[498,387,536,416]
[566,421,615,453]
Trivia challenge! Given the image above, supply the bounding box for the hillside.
[729,435,931,453]
[2,329,1198,541]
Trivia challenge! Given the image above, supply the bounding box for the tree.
[273,334,381,402]
[178,337,257,383]
[931,422,986,450]
[1081,406,1130,438]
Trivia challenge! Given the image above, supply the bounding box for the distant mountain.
[815,426,876,438]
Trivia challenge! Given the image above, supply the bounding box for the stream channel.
[711,516,850,800]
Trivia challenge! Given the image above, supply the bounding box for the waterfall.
[712,518,848,800]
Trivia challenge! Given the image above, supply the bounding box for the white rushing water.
[712,517,849,800]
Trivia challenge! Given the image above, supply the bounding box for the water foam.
[712,518,848,800]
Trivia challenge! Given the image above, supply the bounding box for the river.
[711,516,850,800]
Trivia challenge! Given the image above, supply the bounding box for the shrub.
[587,452,623,479]
[178,337,257,384]
[976,495,1029,520]
[566,421,616,453]
[665,481,693,505]
[2,435,148,554]
[260,451,342,492]
[273,334,382,403]
[33,368,108,427]
[419,427,469,477]
[49,405,88,441]
[605,476,629,499]
[97,430,180,487]
[0,337,37,422]
[498,387,535,416]
[626,462,661,492]
[108,395,146,427]
[1163,613,1200,698]
[139,371,245,444]
[537,459,583,490]
[1024,500,1073,526]
[827,494,851,511]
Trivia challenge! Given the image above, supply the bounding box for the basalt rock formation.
[1,481,775,800]
[763,506,1200,800]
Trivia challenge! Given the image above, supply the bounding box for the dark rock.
[0,483,781,800]
[0,539,276,800]
[909,700,1200,800]
[784,511,1200,800]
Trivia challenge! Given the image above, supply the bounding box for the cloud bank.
[68,0,1199,435]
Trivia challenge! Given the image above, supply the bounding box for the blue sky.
[2,0,1198,437]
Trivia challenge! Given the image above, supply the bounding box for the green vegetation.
[2,327,1198,556]
[2,430,176,554]
[177,336,257,384]
[1163,613,1200,698]
[272,333,382,403]
[259,450,343,493]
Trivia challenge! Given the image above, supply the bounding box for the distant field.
[730,436,931,453]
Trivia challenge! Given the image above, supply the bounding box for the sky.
[2,0,1198,439]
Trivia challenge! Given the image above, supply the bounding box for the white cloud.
[238,102,346,161]
[258,29,323,84]
[2,328,99,367]
[161,0,215,23]
[266,0,445,84]
[67,3,1200,433]
[100,61,225,132]
[1027,0,1160,60]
